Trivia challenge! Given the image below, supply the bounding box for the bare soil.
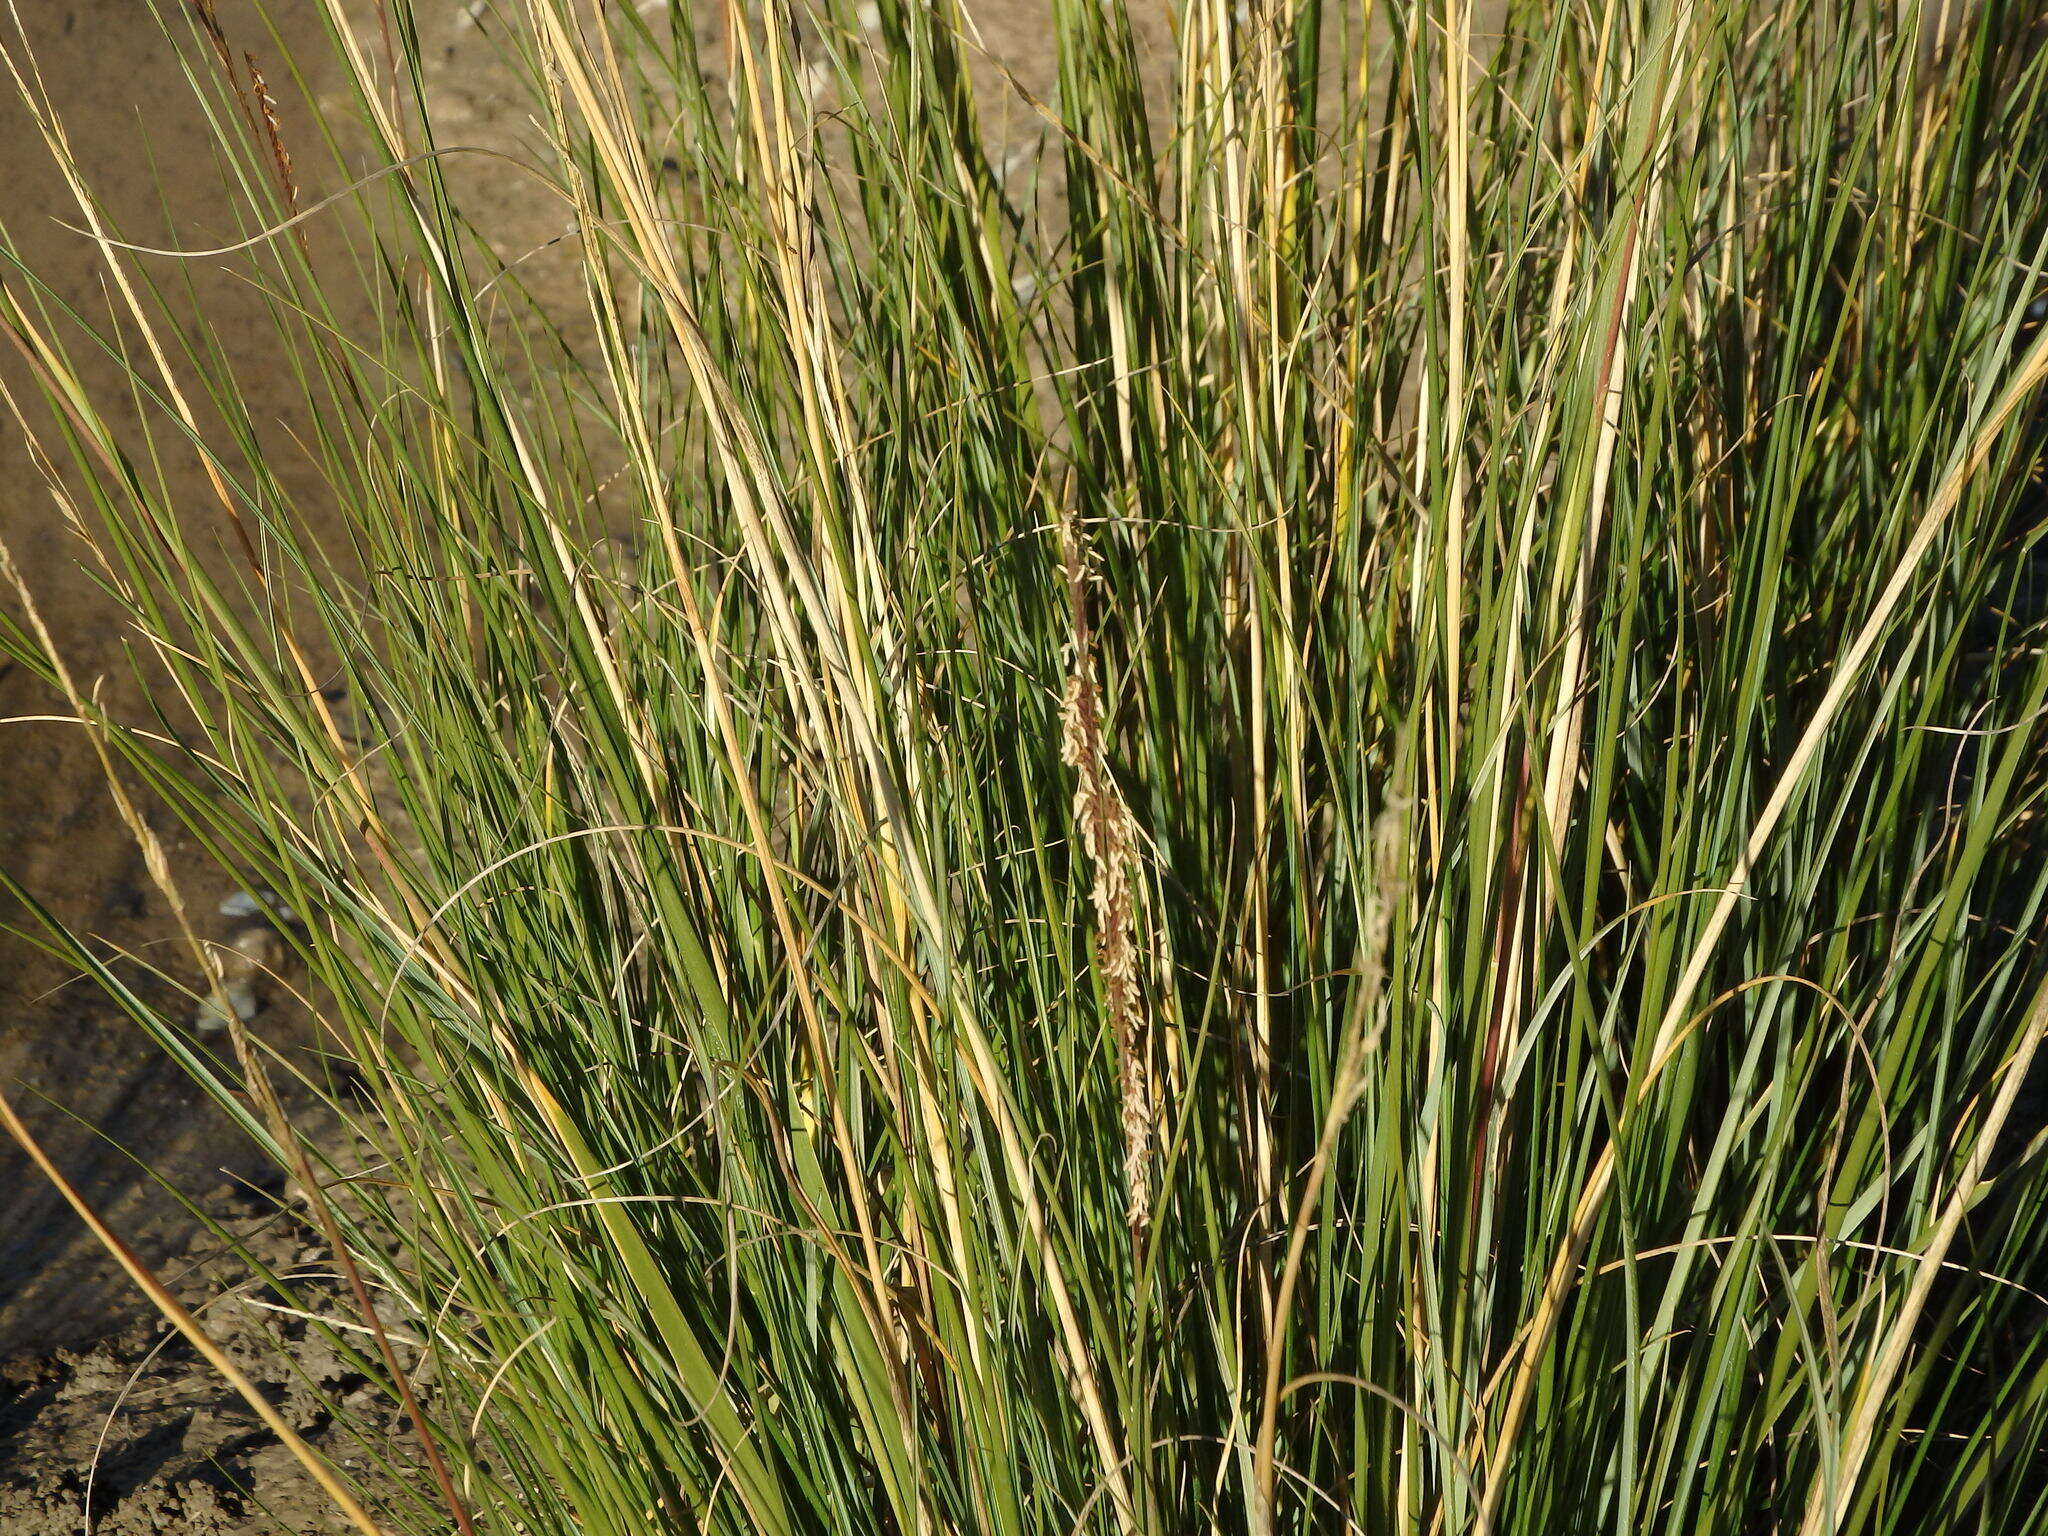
[0,1158,415,1536]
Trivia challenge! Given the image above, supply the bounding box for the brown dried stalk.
[184,7,301,236]
[1059,514,1153,1253]
[186,0,258,134]
[245,55,302,216]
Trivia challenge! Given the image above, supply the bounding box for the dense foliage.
[7,0,2048,1531]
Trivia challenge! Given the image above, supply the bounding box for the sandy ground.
[0,1,1092,1528]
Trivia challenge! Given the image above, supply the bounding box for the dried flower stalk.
[1059,514,1152,1251]
[245,56,301,216]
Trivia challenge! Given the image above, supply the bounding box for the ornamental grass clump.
[6,0,2048,1531]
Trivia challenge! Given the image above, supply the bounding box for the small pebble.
[191,919,290,1034]
[220,889,299,926]
[193,979,259,1034]
[229,925,286,972]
